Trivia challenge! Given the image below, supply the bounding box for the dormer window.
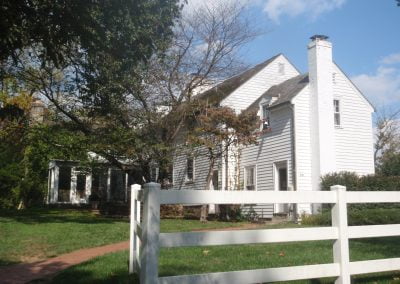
[262,104,271,130]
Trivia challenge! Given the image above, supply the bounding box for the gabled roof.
[196,54,281,105]
[246,73,309,112]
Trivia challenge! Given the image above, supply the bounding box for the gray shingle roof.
[246,73,309,112]
[196,54,281,105]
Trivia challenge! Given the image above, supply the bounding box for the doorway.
[274,161,289,214]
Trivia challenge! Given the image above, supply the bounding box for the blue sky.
[244,0,400,111]
[188,0,400,112]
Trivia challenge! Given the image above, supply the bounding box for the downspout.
[289,103,298,221]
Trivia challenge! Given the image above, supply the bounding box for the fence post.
[140,182,160,284]
[331,185,350,284]
[129,184,141,274]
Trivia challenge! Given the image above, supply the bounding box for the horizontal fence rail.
[159,189,337,204]
[158,263,341,284]
[129,183,400,284]
[159,227,338,248]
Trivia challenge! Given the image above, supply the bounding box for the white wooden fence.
[129,183,400,284]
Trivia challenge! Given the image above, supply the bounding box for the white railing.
[129,183,400,284]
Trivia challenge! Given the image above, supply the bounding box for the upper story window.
[278,63,285,75]
[333,99,341,127]
[261,104,271,130]
[186,156,194,182]
[245,166,256,190]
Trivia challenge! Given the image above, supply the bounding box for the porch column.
[70,167,78,204]
[85,172,92,203]
[107,168,111,201]
[125,172,129,203]
[50,165,59,203]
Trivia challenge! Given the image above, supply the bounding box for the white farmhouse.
[171,35,375,217]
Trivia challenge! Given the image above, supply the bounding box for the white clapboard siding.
[332,64,375,175]
[221,55,300,113]
[240,105,293,192]
[171,145,222,191]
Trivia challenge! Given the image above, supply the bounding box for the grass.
[0,208,130,266]
[51,237,400,284]
[2,209,400,283]
[0,208,256,266]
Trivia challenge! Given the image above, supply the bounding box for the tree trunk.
[200,157,215,222]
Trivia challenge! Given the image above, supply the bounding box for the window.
[150,166,159,182]
[245,166,256,190]
[333,99,340,127]
[262,104,271,130]
[278,63,285,75]
[186,157,194,182]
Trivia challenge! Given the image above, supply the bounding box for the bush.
[301,209,331,226]
[218,205,243,222]
[301,208,400,226]
[321,172,400,210]
[321,172,400,192]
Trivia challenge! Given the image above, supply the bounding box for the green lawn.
[0,208,255,266]
[1,209,400,283]
[0,208,130,266]
[51,237,400,284]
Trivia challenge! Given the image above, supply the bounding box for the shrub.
[321,172,400,192]
[218,205,243,222]
[301,210,331,226]
[321,172,400,210]
[321,172,360,191]
[301,208,400,226]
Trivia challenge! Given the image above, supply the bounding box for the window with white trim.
[261,104,271,130]
[245,166,256,190]
[333,99,341,127]
[186,156,194,182]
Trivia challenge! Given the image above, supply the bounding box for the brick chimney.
[308,35,336,180]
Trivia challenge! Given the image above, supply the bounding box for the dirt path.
[0,241,129,284]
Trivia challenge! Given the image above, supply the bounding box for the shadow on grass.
[0,208,128,225]
[0,259,19,267]
[46,267,138,284]
[350,236,400,260]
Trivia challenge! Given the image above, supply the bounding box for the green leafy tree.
[187,104,259,221]
[0,85,89,208]
[1,0,182,172]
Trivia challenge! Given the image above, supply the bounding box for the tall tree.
[1,0,182,172]
[147,1,260,182]
[375,108,400,176]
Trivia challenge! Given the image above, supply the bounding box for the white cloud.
[263,0,346,23]
[352,64,400,107]
[380,53,400,65]
[183,0,250,14]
